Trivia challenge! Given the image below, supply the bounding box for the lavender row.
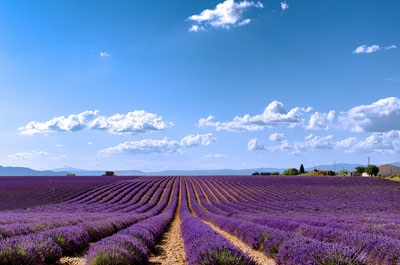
[180,179,258,265]
[0,178,177,264]
[85,178,179,265]
[0,179,169,239]
[190,177,400,264]
[197,177,400,236]
[59,178,162,212]
[0,176,135,211]
[4,178,173,240]
[0,177,177,264]
[187,178,370,265]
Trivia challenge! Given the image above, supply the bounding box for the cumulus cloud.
[188,0,263,31]
[269,133,285,141]
[181,133,216,147]
[353,45,380,54]
[250,130,400,155]
[247,138,266,151]
[306,110,335,130]
[19,110,172,135]
[254,134,367,155]
[281,1,289,10]
[199,97,400,135]
[198,101,307,132]
[100,138,182,155]
[336,131,400,154]
[250,135,338,155]
[100,133,216,155]
[338,97,400,132]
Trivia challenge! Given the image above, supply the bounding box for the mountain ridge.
[2,162,397,176]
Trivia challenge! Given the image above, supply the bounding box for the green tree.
[282,168,299,175]
[338,169,349,176]
[299,164,305,174]
[365,165,379,177]
[355,166,366,175]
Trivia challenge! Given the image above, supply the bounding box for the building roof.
[378,164,400,176]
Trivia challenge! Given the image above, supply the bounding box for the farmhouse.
[378,164,400,176]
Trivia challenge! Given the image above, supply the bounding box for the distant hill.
[391,162,400,167]
[1,162,399,176]
[0,166,67,176]
[52,166,88,172]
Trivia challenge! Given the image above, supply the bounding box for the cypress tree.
[299,164,305,174]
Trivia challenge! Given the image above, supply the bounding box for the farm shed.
[378,164,400,176]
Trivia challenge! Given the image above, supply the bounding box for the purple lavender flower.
[44,226,90,255]
[0,236,44,265]
[86,234,149,265]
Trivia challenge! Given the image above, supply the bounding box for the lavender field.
[1,175,400,265]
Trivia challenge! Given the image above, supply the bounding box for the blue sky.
[1,0,399,171]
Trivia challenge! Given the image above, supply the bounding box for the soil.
[204,221,276,265]
[149,179,187,265]
[58,257,86,265]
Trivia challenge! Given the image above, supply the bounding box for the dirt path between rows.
[59,256,86,265]
[148,213,186,265]
[149,179,186,265]
[204,220,276,265]
[186,178,275,265]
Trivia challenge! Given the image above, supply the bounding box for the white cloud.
[305,135,335,149]
[199,97,400,135]
[7,151,66,166]
[249,130,400,155]
[204,153,228,158]
[269,133,285,141]
[247,138,267,150]
[198,101,307,131]
[353,45,380,54]
[306,110,335,130]
[305,133,314,140]
[181,133,216,147]
[336,131,400,154]
[100,138,182,155]
[305,107,314,113]
[188,0,263,31]
[19,110,172,135]
[100,133,216,155]
[385,45,397,50]
[338,97,400,132]
[189,25,205,32]
[281,1,289,10]
[278,135,335,155]
[252,135,341,155]
[238,18,251,26]
[7,151,50,163]
[100,52,110,57]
